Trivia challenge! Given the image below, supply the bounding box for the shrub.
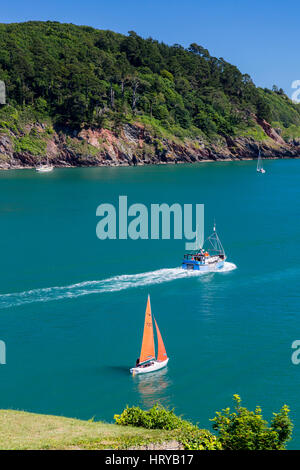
[65,137,99,156]
[13,135,47,156]
[114,404,221,450]
[211,395,293,450]
[114,404,181,430]
[177,424,221,450]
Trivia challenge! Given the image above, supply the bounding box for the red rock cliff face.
[255,116,286,145]
[0,119,299,170]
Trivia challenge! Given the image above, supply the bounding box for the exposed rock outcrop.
[128,440,184,450]
[0,119,299,170]
[255,116,286,145]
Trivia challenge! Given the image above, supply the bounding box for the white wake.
[0,262,236,309]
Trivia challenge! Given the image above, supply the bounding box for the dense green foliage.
[114,404,221,450]
[115,397,293,450]
[114,404,183,430]
[211,395,293,450]
[1,21,300,140]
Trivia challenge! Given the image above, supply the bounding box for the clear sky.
[1,0,299,96]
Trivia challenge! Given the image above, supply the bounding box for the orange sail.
[139,295,155,363]
[154,318,168,362]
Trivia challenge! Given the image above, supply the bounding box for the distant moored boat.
[257,148,266,174]
[36,156,54,173]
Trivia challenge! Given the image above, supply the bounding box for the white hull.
[200,259,224,271]
[36,165,54,173]
[182,256,225,271]
[130,358,169,375]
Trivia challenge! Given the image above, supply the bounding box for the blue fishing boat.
[182,223,226,271]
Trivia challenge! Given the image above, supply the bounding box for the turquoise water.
[0,160,300,448]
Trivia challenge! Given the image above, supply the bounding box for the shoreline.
[1,154,299,171]
[1,118,300,170]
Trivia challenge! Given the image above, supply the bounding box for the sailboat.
[130,295,169,375]
[256,148,266,174]
[36,155,54,173]
[182,222,226,271]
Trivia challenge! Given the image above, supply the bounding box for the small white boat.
[36,165,54,173]
[36,156,54,173]
[257,148,266,174]
[130,295,169,375]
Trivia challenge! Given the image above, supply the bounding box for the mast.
[204,222,226,257]
[260,149,264,171]
[257,147,261,171]
[139,295,155,364]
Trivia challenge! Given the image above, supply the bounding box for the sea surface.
[0,160,300,448]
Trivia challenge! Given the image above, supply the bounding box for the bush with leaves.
[114,404,221,450]
[211,395,293,450]
[176,424,221,450]
[114,404,183,430]
[115,398,293,451]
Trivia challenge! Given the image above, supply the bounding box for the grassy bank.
[0,410,176,450]
[0,397,293,450]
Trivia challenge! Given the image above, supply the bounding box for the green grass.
[236,123,269,141]
[0,410,175,450]
[131,114,203,144]
[13,135,47,156]
[281,124,300,140]
[65,137,100,156]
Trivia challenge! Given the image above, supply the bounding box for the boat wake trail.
[0,262,236,310]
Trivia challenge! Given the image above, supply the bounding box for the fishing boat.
[130,295,169,375]
[182,223,226,271]
[36,156,54,173]
[256,148,266,174]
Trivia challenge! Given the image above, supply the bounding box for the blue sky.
[1,0,299,96]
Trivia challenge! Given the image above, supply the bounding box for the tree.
[188,43,210,58]
[1,21,300,137]
[256,95,271,121]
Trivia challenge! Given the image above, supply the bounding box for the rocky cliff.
[0,119,299,170]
